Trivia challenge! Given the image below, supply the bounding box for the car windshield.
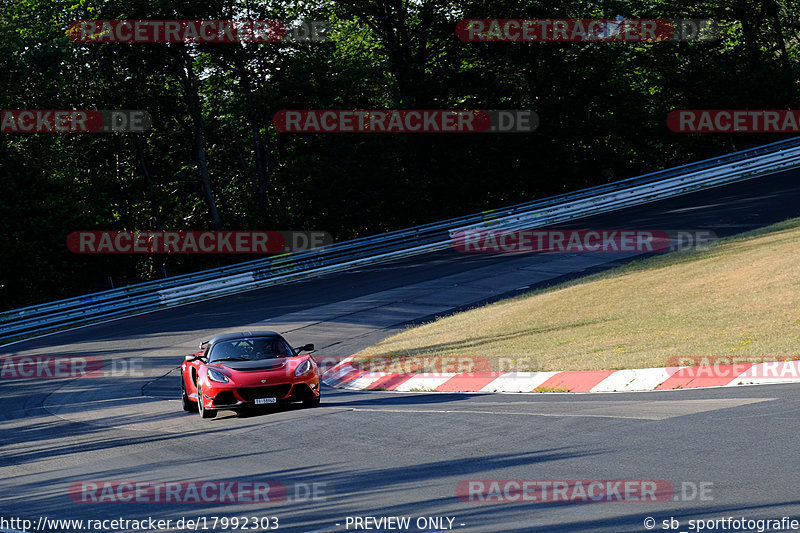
[208,337,292,363]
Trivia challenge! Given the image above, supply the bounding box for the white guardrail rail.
[3,137,800,344]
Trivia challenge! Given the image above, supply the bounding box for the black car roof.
[203,331,283,345]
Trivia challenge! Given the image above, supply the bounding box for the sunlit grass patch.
[356,218,800,371]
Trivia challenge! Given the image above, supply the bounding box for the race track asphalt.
[2,169,800,533]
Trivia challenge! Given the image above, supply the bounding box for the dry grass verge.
[355,218,800,371]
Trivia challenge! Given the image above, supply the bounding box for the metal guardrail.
[3,136,800,344]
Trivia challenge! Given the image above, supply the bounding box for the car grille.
[212,391,237,406]
[238,385,291,401]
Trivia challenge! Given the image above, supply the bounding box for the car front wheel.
[181,375,197,412]
[197,384,216,419]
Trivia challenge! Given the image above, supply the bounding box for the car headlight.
[207,367,229,383]
[295,359,312,377]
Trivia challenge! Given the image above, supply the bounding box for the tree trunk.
[135,134,168,278]
[135,134,164,231]
[233,49,270,226]
[177,46,223,230]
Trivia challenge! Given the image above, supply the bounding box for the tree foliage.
[1,0,798,308]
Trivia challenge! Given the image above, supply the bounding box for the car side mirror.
[185,354,203,362]
[295,343,314,354]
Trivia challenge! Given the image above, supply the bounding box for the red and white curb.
[322,356,800,393]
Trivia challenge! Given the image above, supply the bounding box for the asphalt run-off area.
[3,169,800,532]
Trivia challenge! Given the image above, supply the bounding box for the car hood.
[211,358,287,372]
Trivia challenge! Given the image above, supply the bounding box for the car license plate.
[255,397,277,405]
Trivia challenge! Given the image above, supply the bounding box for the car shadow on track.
[318,386,485,407]
[212,403,311,419]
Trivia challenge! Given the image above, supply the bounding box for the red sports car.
[181,331,320,419]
